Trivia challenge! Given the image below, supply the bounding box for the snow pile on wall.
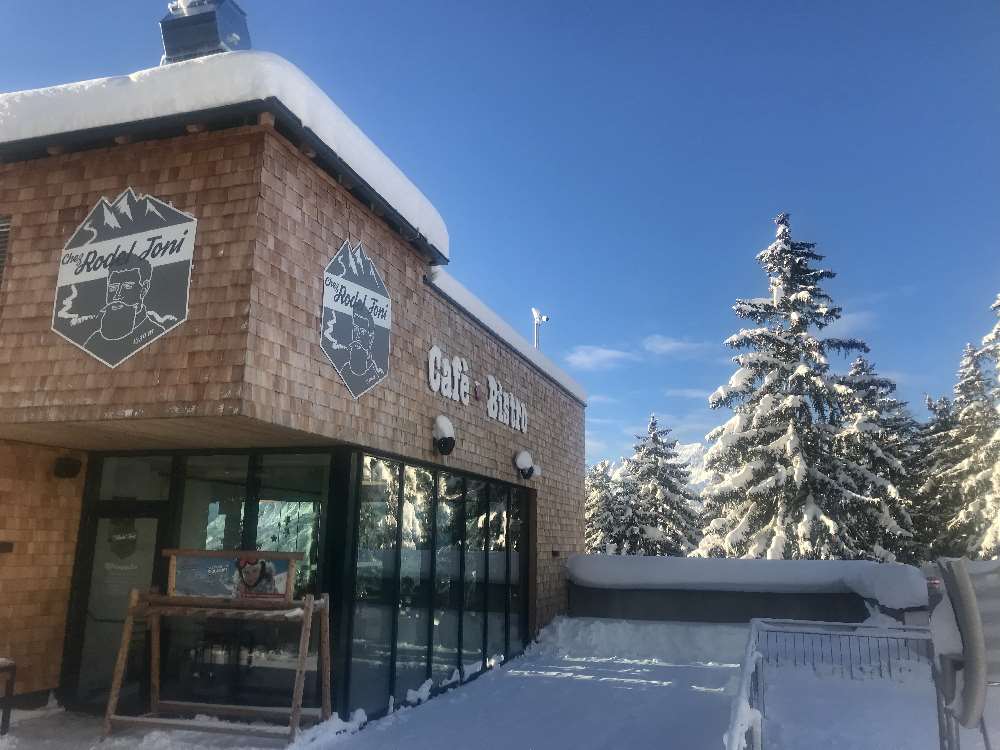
[535,615,749,665]
[567,554,929,611]
[0,51,449,259]
[429,269,587,403]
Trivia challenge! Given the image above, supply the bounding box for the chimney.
[160,0,251,65]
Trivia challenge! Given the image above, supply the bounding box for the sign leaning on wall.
[51,188,197,368]
[320,239,392,398]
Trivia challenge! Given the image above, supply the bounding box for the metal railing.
[726,618,944,750]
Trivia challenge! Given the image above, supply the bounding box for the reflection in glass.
[99,456,172,502]
[179,455,249,550]
[349,456,400,717]
[508,489,527,657]
[462,479,486,680]
[486,484,508,665]
[255,453,330,596]
[394,466,434,705]
[432,474,462,687]
[77,517,158,707]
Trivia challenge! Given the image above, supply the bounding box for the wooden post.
[104,588,140,737]
[288,595,315,741]
[286,560,297,603]
[166,554,177,596]
[149,612,161,714]
[320,594,332,721]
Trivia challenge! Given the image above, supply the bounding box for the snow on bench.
[567,555,929,611]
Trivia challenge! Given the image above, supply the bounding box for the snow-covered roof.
[430,269,587,404]
[0,50,449,260]
[567,555,928,611]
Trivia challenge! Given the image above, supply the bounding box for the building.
[0,8,586,721]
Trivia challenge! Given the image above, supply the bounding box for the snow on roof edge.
[567,555,928,611]
[430,269,587,404]
[0,50,449,259]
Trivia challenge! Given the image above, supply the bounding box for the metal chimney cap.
[160,0,251,65]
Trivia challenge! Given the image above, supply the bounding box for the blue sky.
[3,2,998,463]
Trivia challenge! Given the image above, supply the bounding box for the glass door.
[69,456,173,711]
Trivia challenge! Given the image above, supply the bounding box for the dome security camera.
[433,415,456,456]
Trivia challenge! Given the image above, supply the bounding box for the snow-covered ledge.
[567,555,929,612]
[0,50,449,260]
[429,269,587,404]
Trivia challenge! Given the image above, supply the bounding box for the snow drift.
[0,50,449,259]
[567,555,929,611]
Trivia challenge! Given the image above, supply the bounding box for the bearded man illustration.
[348,299,385,384]
[83,252,165,364]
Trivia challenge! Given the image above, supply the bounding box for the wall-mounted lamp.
[514,450,536,480]
[433,415,456,456]
[53,456,82,479]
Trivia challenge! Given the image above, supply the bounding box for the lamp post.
[531,307,549,349]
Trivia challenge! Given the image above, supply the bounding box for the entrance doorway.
[66,456,173,712]
[62,451,332,712]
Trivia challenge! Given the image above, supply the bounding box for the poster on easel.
[171,552,292,600]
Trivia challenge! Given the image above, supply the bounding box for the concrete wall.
[0,441,86,695]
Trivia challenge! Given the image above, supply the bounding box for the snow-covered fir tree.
[914,396,962,556]
[619,415,700,556]
[584,460,616,553]
[695,213,913,560]
[945,299,1000,558]
[833,357,919,561]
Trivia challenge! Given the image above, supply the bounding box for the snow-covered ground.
[3,618,747,750]
[4,616,994,750]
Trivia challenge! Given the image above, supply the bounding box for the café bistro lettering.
[428,345,527,433]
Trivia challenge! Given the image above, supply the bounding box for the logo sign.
[321,239,391,399]
[108,518,138,560]
[51,188,197,368]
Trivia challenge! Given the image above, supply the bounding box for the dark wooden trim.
[58,456,104,705]
[0,97,448,266]
[526,488,538,641]
[387,461,405,704]
[328,447,355,719]
[160,549,305,561]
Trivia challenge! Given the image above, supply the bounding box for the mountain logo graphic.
[51,188,198,368]
[320,239,391,399]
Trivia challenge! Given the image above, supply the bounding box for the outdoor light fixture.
[531,308,550,349]
[53,456,82,479]
[514,450,535,480]
[433,415,456,456]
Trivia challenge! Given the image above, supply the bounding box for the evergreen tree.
[946,300,1000,558]
[620,415,700,556]
[584,460,616,553]
[833,357,919,561]
[914,396,962,556]
[695,213,912,560]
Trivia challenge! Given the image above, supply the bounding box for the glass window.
[432,474,462,688]
[486,484,508,665]
[76,517,159,707]
[394,466,434,705]
[99,456,172,502]
[508,488,527,657]
[462,479,487,680]
[255,453,330,596]
[349,456,400,717]
[178,455,249,550]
